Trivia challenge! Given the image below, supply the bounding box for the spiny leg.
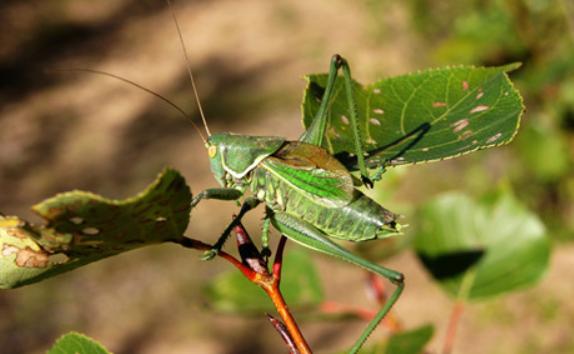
[369,122,431,182]
[338,56,372,188]
[333,122,432,182]
[202,196,261,260]
[300,54,341,147]
[270,212,404,354]
[300,54,373,187]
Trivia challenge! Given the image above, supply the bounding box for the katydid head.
[167,2,282,188]
[207,133,286,187]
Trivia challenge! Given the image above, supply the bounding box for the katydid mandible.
[191,54,404,354]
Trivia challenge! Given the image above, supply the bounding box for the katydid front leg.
[300,54,374,187]
[270,212,404,354]
[190,188,260,259]
[201,196,261,260]
[191,188,243,208]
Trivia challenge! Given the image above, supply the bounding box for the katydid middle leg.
[270,212,404,354]
[260,212,272,260]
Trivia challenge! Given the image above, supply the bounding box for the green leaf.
[0,168,191,289]
[203,250,323,313]
[48,332,111,354]
[414,191,550,300]
[334,325,434,354]
[385,324,434,354]
[302,64,523,170]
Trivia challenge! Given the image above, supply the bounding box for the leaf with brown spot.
[302,64,524,170]
[0,168,191,289]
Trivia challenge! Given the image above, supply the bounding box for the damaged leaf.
[302,64,523,171]
[0,168,191,289]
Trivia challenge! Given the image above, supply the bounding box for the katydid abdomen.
[250,141,400,242]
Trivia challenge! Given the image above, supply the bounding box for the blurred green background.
[0,0,572,353]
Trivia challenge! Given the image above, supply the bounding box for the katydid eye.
[208,145,217,158]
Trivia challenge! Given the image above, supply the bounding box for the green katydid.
[78,3,522,351]
[191,55,404,353]
[187,50,522,352]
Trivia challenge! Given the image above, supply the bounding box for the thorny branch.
[175,223,311,354]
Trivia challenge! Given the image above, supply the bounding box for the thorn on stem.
[233,219,269,275]
[272,235,288,280]
[231,223,311,353]
[267,314,300,354]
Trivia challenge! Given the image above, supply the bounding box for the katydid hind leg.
[201,196,261,260]
[370,122,431,182]
[270,212,404,354]
[300,54,374,187]
[300,54,341,147]
[333,122,432,182]
[260,212,272,260]
[338,56,373,188]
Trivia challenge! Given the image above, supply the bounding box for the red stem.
[262,235,311,354]
[267,314,299,354]
[443,301,465,354]
[272,236,288,281]
[176,236,258,280]
[176,232,311,354]
[262,280,311,354]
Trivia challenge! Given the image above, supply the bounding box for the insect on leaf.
[48,332,112,354]
[0,168,191,289]
[413,190,550,300]
[302,64,524,170]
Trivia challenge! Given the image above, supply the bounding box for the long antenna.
[166,0,212,137]
[55,68,208,144]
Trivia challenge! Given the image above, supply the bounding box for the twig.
[267,314,300,354]
[442,301,465,354]
[442,270,475,354]
[174,237,249,276]
[318,273,402,333]
[320,301,377,321]
[233,226,312,354]
[174,227,312,354]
